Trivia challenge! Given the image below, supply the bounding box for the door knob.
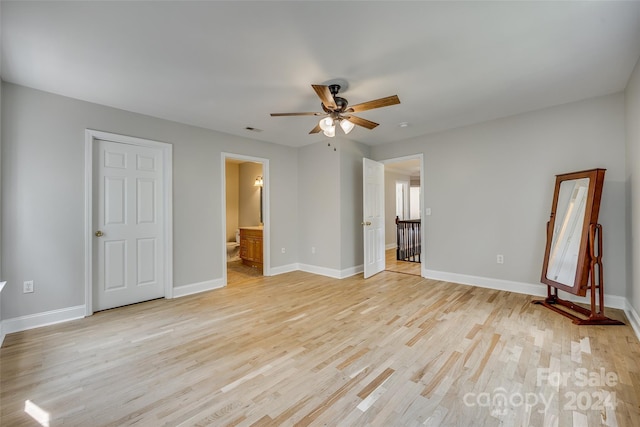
[361,221,372,226]
[95,230,104,237]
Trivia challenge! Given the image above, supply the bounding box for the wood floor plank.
[1,267,639,426]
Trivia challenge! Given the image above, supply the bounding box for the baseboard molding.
[423,269,626,310]
[3,305,86,336]
[424,269,547,298]
[625,300,640,342]
[385,243,396,250]
[0,281,5,347]
[298,263,363,279]
[269,263,300,276]
[173,278,225,298]
[340,264,364,278]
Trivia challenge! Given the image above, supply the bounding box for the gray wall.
[225,162,239,242]
[1,82,300,319]
[372,93,628,297]
[626,57,640,313]
[297,141,341,270]
[339,139,369,270]
[297,139,369,272]
[238,162,263,227]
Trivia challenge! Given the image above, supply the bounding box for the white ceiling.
[2,1,640,148]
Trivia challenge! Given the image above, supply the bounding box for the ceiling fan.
[270,83,400,137]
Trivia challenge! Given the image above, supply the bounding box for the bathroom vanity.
[239,226,263,272]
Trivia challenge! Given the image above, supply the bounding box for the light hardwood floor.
[1,270,639,426]
[385,248,421,276]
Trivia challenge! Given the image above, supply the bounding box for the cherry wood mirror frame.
[541,169,604,295]
[535,168,623,325]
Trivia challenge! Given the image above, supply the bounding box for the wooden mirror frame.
[535,168,623,325]
[540,168,604,296]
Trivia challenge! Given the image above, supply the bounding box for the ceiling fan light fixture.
[319,117,334,132]
[323,126,336,138]
[340,119,355,135]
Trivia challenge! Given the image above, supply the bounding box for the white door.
[363,158,385,278]
[94,139,165,311]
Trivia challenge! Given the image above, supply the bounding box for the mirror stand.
[533,223,623,325]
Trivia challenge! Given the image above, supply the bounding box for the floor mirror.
[534,168,623,325]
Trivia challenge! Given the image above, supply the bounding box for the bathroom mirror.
[540,169,605,296]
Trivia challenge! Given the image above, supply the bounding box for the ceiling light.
[319,117,334,132]
[323,126,336,137]
[340,119,355,135]
[398,122,409,128]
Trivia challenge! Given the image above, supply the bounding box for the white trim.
[269,263,300,276]
[0,281,6,347]
[173,279,225,298]
[385,243,396,250]
[221,153,271,284]
[625,299,640,342]
[425,269,547,297]
[423,268,627,309]
[2,305,86,335]
[299,263,363,279]
[565,292,626,310]
[84,130,174,316]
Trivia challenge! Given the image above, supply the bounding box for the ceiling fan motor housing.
[321,96,348,114]
[321,84,349,113]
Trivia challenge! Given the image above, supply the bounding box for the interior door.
[94,139,165,311]
[363,158,385,278]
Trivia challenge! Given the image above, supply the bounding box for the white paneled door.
[94,139,165,311]
[363,158,385,278]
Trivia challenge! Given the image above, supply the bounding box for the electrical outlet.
[497,254,504,264]
[23,280,34,293]
[281,248,286,254]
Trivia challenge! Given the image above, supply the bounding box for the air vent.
[245,127,263,132]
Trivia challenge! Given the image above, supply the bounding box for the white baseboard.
[0,281,5,347]
[269,263,300,276]
[625,300,640,342]
[423,269,626,310]
[299,263,364,279]
[2,305,86,336]
[385,243,396,250]
[424,269,547,298]
[340,264,364,278]
[173,278,225,298]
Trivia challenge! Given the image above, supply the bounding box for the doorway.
[221,153,270,285]
[381,155,424,277]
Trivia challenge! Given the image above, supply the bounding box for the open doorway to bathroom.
[223,155,268,285]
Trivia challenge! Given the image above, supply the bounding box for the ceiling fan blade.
[312,84,337,110]
[309,123,322,134]
[346,115,379,130]
[270,112,323,117]
[346,95,400,113]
